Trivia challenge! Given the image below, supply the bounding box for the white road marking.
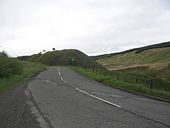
[60,77,68,84]
[58,68,61,76]
[75,88,122,108]
[58,67,122,108]
[89,92,122,98]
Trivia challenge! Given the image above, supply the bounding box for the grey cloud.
[0,0,170,56]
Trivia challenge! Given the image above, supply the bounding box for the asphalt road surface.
[27,67,170,128]
[0,67,170,128]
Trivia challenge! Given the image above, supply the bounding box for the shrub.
[0,51,8,57]
[0,56,23,78]
[168,63,170,69]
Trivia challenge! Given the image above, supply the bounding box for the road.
[25,67,170,128]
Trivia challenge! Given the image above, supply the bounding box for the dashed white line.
[58,67,122,108]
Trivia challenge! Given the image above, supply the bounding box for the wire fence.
[82,67,170,91]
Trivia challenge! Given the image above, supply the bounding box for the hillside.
[95,42,170,82]
[93,41,170,60]
[19,49,105,70]
[97,47,170,70]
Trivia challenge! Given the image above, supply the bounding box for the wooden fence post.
[150,79,154,89]
[135,77,138,84]
[117,74,119,80]
[124,76,127,82]
[104,72,106,76]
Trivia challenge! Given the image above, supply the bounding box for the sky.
[0,0,170,57]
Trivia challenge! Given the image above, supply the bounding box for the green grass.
[72,67,170,101]
[0,61,47,91]
[19,49,105,70]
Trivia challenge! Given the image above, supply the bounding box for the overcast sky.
[0,0,170,56]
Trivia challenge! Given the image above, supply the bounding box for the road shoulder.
[0,78,41,128]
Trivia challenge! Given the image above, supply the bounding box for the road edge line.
[58,67,122,108]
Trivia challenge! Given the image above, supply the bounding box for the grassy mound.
[19,49,105,70]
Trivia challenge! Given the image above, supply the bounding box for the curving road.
[25,67,170,128]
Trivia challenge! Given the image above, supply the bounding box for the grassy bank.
[0,61,47,91]
[72,67,170,101]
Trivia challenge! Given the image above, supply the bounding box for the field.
[97,47,170,69]
[96,47,170,83]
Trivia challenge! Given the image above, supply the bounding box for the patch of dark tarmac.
[0,79,41,128]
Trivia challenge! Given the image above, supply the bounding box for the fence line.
[81,67,170,91]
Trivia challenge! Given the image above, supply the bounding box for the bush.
[0,56,23,78]
[168,63,170,69]
[0,51,8,57]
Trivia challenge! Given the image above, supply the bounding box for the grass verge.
[0,61,47,91]
[72,67,170,101]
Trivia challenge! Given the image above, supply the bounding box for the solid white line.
[90,92,122,98]
[75,88,122,108]
[58,67,122,108]
[58,67,61,76]
[58,68,69,84]
[60,77,68,84]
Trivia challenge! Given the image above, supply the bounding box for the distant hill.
[93,41,170,82]
[18,49,105,70]
[95,41,170,70]
[92,41,170,60]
